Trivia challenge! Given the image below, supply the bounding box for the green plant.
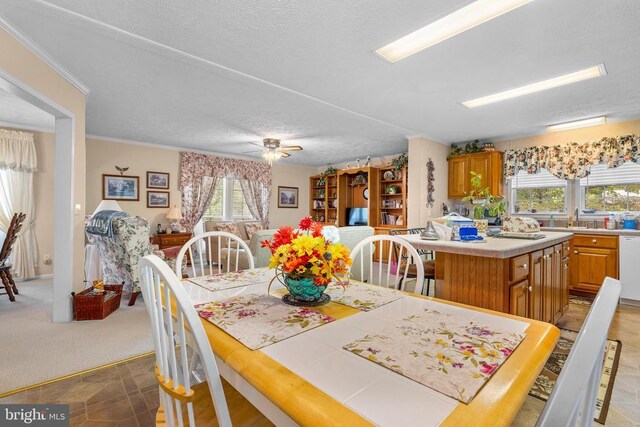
[391,153,408,171]
[464,140,484,154]
[462,171,508,219]
[322,166,338,176]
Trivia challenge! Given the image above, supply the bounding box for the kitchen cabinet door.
[572,247,618,294]
[561,256,570,314]
[448,156,468,198]
[529,250,543,321]
[552,244,563,324]
[542,247,554,324]
[510,280,529,318]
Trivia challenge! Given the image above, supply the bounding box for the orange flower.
[310,221,323,237]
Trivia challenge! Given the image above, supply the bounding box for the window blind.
[512,168,567,189]
[580,162,640,186]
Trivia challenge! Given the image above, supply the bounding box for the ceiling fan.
[244,138,303,163]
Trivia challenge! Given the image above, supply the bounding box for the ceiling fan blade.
[247,141,264,148]
[280,145,303,151]
[280,152,291,158]
[241,150,264,154]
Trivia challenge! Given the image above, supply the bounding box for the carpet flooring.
[0,278,154,395]
[529,329,622,424]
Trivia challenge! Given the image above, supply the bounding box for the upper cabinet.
[447,151,504,199]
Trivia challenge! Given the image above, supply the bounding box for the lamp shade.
[92,200,123,216]
[166,206,183,220]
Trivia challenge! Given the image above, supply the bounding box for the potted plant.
[391,153,408,171]
[462,171,507,232]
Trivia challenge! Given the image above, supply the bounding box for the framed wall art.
[147,191,170,208]
[102,174,139,201]
[147,171,170,189]
[277,186,299,208]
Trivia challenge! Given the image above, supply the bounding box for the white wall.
[407,136,450,227]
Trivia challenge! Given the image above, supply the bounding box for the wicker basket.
[72,282,123,320]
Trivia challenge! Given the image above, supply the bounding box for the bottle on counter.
[607,213,616,230]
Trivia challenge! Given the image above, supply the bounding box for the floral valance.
[504,135,640,180]
[179,152,272,190]
[0,130,37,172]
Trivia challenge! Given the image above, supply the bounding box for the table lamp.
[92,200,123,217]
[166,206,183,233]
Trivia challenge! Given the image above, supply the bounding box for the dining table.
[182,268,560,426]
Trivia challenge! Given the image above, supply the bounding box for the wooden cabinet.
[309,174,337,225]
[542,247,554,323]
[510,280,529,318]
[529,250,543,321]
[448,156,468,198]
[379,166,407,227]
[551,244,563,324]
[156,232,192,249]
[570,234,619,296]
[447,151,504,199]
[561,242,570,313]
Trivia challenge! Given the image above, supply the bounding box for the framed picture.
[278,186,299,208]
[147,191,170,208]
[147,171,170,189]
[103,174,139,201]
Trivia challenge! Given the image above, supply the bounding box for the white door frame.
[0,70,76,322]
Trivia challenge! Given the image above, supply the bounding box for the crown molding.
[0,120,54,133]
[0,14,90,95]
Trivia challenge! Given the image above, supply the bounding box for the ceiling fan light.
[263,150,283,164]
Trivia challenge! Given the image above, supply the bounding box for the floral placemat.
[343,309,525,403]
[188,267,274,292]
[195,293,335,350]
[324,281,405,311]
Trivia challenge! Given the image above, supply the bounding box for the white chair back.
[350,235,424,293]
[138,255,232,427]
[176,231,254,278]
[536,277,621,427]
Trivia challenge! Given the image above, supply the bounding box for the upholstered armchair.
[88,216,183,305]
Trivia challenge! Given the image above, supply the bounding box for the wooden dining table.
[182,269,559,426]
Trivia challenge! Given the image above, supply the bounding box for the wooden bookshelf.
[378,166,407,228]
[309,174,337,224]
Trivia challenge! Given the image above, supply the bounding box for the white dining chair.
[350,234,425,294]
[536,277,621,427]
[176,231,254,278]
[139,254,271,426]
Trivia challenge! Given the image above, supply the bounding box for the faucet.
[575,208,579,226]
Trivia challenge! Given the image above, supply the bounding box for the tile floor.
[1,300,638,426]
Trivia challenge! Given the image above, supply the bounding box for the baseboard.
[15,273,54,282]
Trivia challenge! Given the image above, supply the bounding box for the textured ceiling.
[0,87,54,130]
[1,1,639,165]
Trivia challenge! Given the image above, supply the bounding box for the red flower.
[272,226,298,248]
[480,362,498,375]
[299,216,313,231]
[310,221,323,237]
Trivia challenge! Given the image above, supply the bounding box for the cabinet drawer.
[159,236,190,247]
[510,254,530,283]
[573,234,617,249]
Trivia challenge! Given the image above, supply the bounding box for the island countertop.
[400,231,574,259]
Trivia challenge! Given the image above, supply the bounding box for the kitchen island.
[401,231,573,323]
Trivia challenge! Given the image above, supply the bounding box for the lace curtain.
[179,152,272,231]
[504,134,640,180]
[0,130,38,279]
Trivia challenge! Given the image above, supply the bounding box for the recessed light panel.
[376,0,533,63]
[462,64,607,108]
[547,116,607,132]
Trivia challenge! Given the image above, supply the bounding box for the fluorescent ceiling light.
[462,64,607,108]
[375,0,533,63]
[547,116,607,133]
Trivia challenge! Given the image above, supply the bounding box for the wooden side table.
[155,232,192,264]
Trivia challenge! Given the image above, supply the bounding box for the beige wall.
[270,162,317,228]
[407,136,450,228]
[86,138,182,231]
[494,118,640,151]
[0,26,86,296]
[85,138,316,231]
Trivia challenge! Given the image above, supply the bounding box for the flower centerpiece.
[262,217,351,306]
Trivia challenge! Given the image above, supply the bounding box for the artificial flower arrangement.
[261,217,351,304]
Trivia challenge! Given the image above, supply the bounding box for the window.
[511,168,567,213]
[203,178,256,221]
[580,162,640,212]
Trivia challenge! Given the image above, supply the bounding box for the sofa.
[203,220,374,281]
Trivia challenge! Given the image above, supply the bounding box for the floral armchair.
[88,216,184,305]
